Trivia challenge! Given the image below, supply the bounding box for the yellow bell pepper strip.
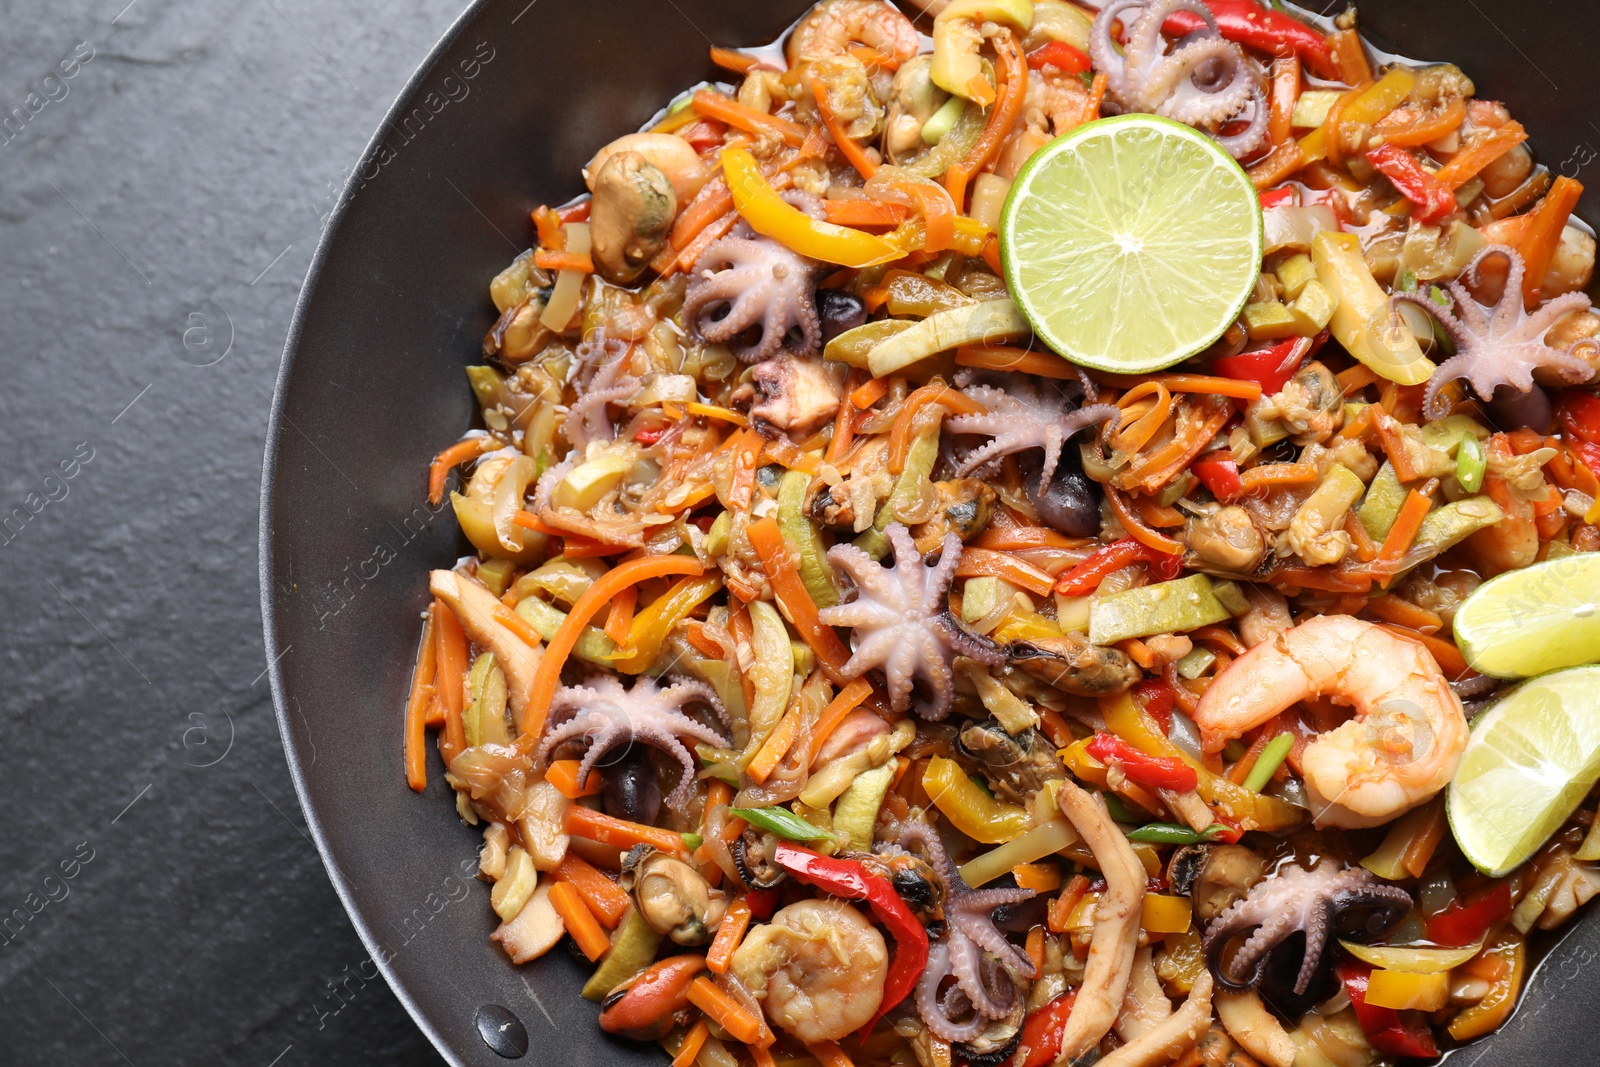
[958,816,1081,886]
[922,756,1031,843]
[1102,692,1304,832]
[1337,962,1439,1059]
[1140,894,1193,935]
[1446,934,1526,1040]
[608,574,723,673]
[1312,231,1434,386]
[1338,936,1485,973]
[1363,969,1449,1011]
[1299,68,1415,165]
[723,148,902,267]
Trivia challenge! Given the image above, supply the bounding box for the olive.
[816,289,867,342]
[1490,383,1552,433]
[1027,446,1100,537]
[604,746,661,826]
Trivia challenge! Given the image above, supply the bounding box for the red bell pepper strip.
[1085,733,1200,792]
[744,886,781,920]
[1018,991,1078,1067]
[1367,144,1458,225]
[1557,391,1600,445]
[1134,679,1175,734]
[1210,336,1304,394]
[1426,881,1512,947]
[1258,186,1297,209]
[1337,962,1441,1059]
[1572,439,1600,484]
[1163,1,1335,78]
[1055,537,1182,595]
[1025,41,1091,74]
[772,843,929,1034]
[1191,451,1245,504]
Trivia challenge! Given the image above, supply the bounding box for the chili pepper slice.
[1337,961,1441,1059]
[1425,881,1512,947]
[1134,679,1175,733]
[1086,733,1199,792]
[1024,41,1091,74]
[1163,0,1335,77]
[1191,451,1245,503]
[1055,537,1183,595]
[1210,336,1304,394]
[1367,143,1458,225]
[772,843,929,1033]
[1018,991,1078,1067]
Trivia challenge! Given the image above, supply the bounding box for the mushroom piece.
[590,150,677,284]
[620,844,728,945]
[730,827,789,890]
[1166,843,1269,922]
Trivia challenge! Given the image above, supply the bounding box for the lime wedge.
[1453,554,1600,678]
[999,114,1263,374]
[1447,666,1600,876]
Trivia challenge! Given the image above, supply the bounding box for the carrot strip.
[823,199,908,227]
[1092,370,1264,402]
[889,384,986,474]
[806,678,874,767]
[979,233,1004,274]
[1122,401,1234,491]
[1238,462,1320,495]
[1376,489,1431,566]
[709,47,767,75]
[673,1020,711,1067]
[826,374,858,463]
[1191,624,1246,656]
[1433,120,1528,189]
[564,805,691,855]
[548,881,611,961]
[1014,863,1063,894]
[706,898,752,975]
[1377,622,1472,678]
[545,758,604,800]
[493,603,544,650]
[428,437,490,505]
[404,606,438,792]
[1366,593,1443,634]
[808,1041,856,1067]
[750,1045,778,1067]
[1344,511,1380,563]
[533,250,595,274]
[532,205,565,249]
[972,524,1084,551]
[691,90,807,148]
[1268,56,1299,146]
[433,597,469,762]
[850,376,891,410]
[945,33,1026,209]
[553,853,631,927]
[1048,874,1090,933]
[955,344,1073,379]
[1373,95,1467,148]
[763,435,822,476]
[520,556,706,741]
[1337,364,1380,394]
[1118,636,1157,670]
[669,178,734,252]
[747,697,804,784]
[604,585,638,646]
[1112,381,1174,454]
[687,977,767,1046]
[1132,493,1185,529]
[1328,28,1373,86]
[953,547,1057,598]
[1248,141,1306,190]
[1105,486,1185,554]
[1226,723,1278,785]
[811,77,877,180]
[1519,175,1583,310]
[747,517,853,681]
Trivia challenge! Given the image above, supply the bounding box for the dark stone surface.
[0,0,459,1062]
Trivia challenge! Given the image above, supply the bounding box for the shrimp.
[728,898,889,1043]
[1469,433,1553,575]
[787,0,921,66]
[995,68,1095,178]
[1193,615,1469,829]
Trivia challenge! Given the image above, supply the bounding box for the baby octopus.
[947,381,1118,493]
[684,201,826,364]
[818,524,1004,719]
[899,822,1038,1044]
[1090,0,1269,159]
[1395,244,1596,419]
[535,674,729,807]
[1204,861,1411,1001]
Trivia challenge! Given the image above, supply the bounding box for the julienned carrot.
[604,584,638,646]
[851,376,891,410]
[749,1044,778,1067]
[1093,371,1263,402]
[545,758,604,800]
[826,375,858,463]
[972,524,1084,551]
[404,606,438,792]
[1105,486,1185,554]
[807,1041,856,1067]
[1344,512,1380,563]
[747,697,803,784]
[952,547,1057,598]
[1378,622,1471,678]
[746,518,854,682]
[433,597,469,762]
[1112,381,1174,454]
[533,249,595,274]
[1377,489,1432,566]
[706,897,752,975]
[553,852,631,928]
[691,90,807,149]
[805,677,874,767]
[811,77,877,180]
[888,384,987,474]
[672,1020,711,1067]
[564,805,691,855]
[1519,175,1583,310]
[1268,56,1299,146]
[548,880,611,961]
[520,555,706,741]
[708,47,767,75]
[428,437,490,505]
[687,977,768,1046]
[668,178,734,252]
[1337,363,1380,394]
[1366,593,1444,634]
[1121,400,1232,491]
[1433,120,1528,189]
[945,33,1025,208]
[956,344,1079,379]
[1238,462,1321,494]
[763,435,822,476]
[493,603,544,649]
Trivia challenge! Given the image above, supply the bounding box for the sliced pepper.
[723,147,901,267]
[1163,0,1335,78]
[1211,337,1305,395]
[1085,734,1199,792]
[1557,390,1600,445]
[1018,992,1078,1067]
[1447,934,1525,1040]
[1426,881,1511,947]
[1190,452,1245,503]
[609,574,722,673]
[1025,40,1090,74]
[1367,143,1457,225]
[1054,537,1182,595]
[1337,961,1441,1059]
[923,755,1031,843]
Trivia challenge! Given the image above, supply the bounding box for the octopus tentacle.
[685,211,823,364]
[947,383,1118,493]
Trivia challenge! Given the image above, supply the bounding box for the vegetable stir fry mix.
[404,1,1600,1063]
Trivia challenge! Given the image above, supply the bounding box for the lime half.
[1447,666,1600,876]
[999,114,1263,374]
[1453,554,1600,678]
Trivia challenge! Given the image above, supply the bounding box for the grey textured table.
[0,0,460,1062]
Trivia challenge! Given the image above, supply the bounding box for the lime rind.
[1446,665,1600,877]
[1452,553,1600,679]
[998,114,1264,375]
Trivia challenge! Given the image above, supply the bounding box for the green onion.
[1126,822,1235,845]
[1174,646,1217,680]
[681,832,704,851]
[1102,792,1143,825]
[1397,268,1419,293]
[920,94,965,145]
[1243,732,1296,793]
[729,806,833,842]
[1456,435,1487,493]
